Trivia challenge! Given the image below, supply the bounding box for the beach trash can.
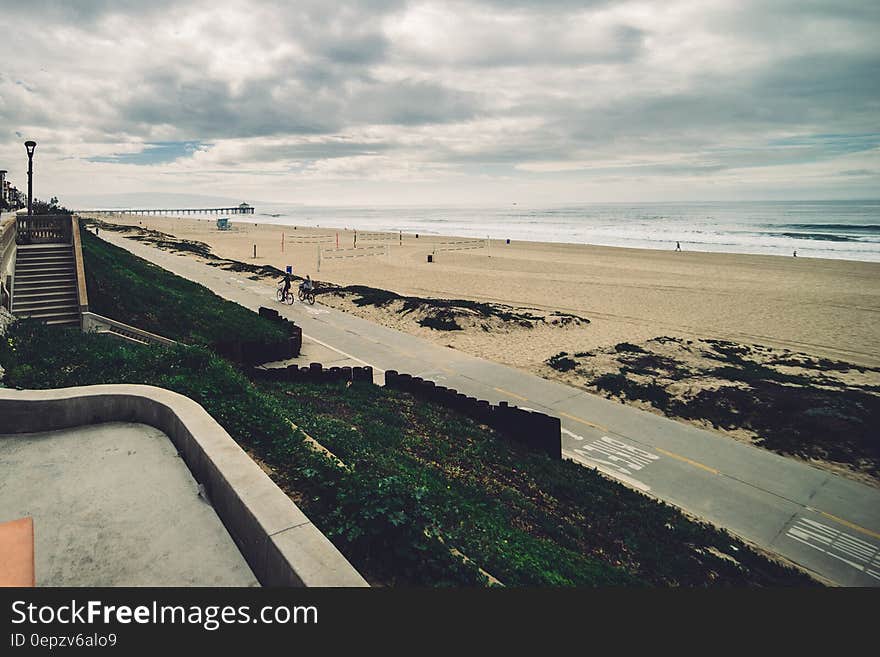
[506,238,510,244]
[427,254,433,263]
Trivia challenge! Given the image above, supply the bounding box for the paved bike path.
[101,232,880,586]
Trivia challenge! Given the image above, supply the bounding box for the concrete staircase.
[11,244,80,326]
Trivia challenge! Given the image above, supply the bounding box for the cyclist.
[280,272,292,300]
[299,274,313,295]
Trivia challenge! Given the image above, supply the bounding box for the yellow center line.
[558,411,609,434]
[654,447,720,475]
[812,508,880,541]
[493,387,530,403]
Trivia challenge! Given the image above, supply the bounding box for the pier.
[77,203,254,216]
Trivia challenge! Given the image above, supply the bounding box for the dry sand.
[90,213,880,372]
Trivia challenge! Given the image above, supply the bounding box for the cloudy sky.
[0,0,877,206]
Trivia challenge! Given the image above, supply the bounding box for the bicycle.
[298,285,316,305]
[276,283,295,305]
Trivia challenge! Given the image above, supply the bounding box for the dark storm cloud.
[0,0,177,23]
[117,68,478,140]
[350,80,478,125]
[118,71,340,138]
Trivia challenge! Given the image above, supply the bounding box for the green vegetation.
[547,351,577,372]
[1,321,815,586]
[83,217,291,281]
[33,196,72,215]
[80,227,287,348]
[259,377,815,586]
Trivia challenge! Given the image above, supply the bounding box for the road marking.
[654,447,719,475]
[565,451,651,492]
[572,435,660,478]
[299,333,385,374]
[558,411,609,433]
[493,387,529,402]
[303,306,329,315]
[807,508,880,541]
[785,516,880,581]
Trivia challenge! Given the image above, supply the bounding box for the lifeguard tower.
[216,216,230,230]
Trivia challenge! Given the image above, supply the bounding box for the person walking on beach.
[675,241,681,251]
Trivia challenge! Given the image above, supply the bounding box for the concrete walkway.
[99,231,880,586]
[0,422,258,586]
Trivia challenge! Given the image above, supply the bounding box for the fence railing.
[15,214,72,245]
[81,312,177,346]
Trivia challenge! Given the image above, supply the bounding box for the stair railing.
[71,215,89,323]
[15,213,72,245]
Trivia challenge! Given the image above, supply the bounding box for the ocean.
[239,200,880,263]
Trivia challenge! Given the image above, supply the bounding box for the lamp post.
[0,170,7,210]
[24,140,36,216]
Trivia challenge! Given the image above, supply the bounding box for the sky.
[0,0,877,207]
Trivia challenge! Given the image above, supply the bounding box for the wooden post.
[317,245,321,272]
[281,233,284,253]
[253,244,257,259]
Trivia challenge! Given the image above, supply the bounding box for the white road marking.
[564,452,652,492]
[785,517,880,580]
[302,306,329,315]
[560,428,658,492]
[571,435,659,476]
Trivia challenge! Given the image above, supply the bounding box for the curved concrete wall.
[0,384,367,588]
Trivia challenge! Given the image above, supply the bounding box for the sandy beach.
[90,213,880,369]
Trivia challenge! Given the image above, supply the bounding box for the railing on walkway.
[81,311,177,346]
[15,214,72,245]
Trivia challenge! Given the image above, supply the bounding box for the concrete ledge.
[0,384,368,588]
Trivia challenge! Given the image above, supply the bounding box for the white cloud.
[0,0,877,204]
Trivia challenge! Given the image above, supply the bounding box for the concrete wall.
[0,216,14,310]
[0,384,368,588]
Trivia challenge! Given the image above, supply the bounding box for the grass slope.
[80,227,286,346]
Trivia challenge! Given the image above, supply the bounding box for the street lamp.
[0,170,7,210]
[24,140,36,216]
